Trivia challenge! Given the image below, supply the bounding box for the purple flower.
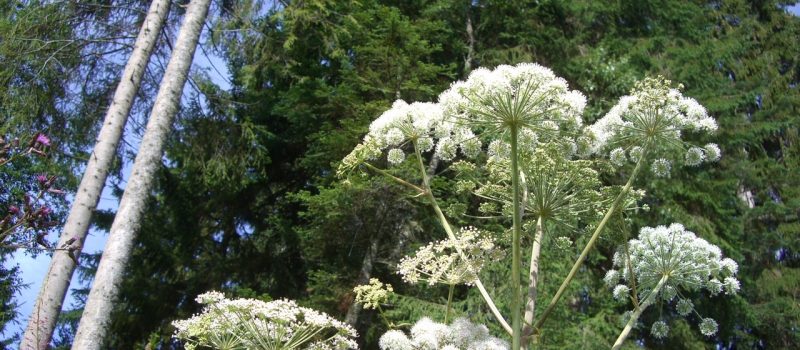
[39,206,52,217]
[35,134,51,147]
[8,206,19,215]
[36,174,49,187]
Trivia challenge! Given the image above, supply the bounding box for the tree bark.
[464,5,475,76]
[344,233,380,326]
[70,0,211,348]
[20,1,170,348]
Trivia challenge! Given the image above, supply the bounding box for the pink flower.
[36,174,49,187]
[8,206,19,215]
[35,134,51,147]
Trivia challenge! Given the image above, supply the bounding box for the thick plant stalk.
[71,0,211,348]
[521,216,544,347]
[509,127,523,350]
[20,1,170,348]
[413,144,512,335]
[533,151,648,334]
[611,275,669,350]
[445,283,455,323]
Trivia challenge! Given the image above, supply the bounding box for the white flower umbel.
[378,317,509,350]
[172,291,358,350]
[438,63,586,141]
[610,224,740,349]
[397,227,502,286]
[588,76,720,173]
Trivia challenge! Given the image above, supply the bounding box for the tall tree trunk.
[20,1,170,348]
[70,0,211,348]
[463,2,475,76]
[345,233,380,326]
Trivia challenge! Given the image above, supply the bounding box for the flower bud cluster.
[605,223,739,337]
[378,317,508,350]
[353,278,393,310]
[172,291,358,350]
[397,227,502,286]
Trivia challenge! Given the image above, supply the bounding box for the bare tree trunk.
[20,1,170,348]
[345,233,380,326]
[464,3,475,76]
[70,0,211,348]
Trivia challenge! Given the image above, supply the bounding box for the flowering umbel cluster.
[397,227,502,286]
[172,291,358,350]
[589,76,720,177]
[439,63,585,138]
[378,317,509,350]
[605,223,739,338]
[353,278,393,310]
[337,63,588,177]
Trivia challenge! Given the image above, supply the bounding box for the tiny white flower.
[417,137,434,152]
[651,320,669,339]
[604,270,620,288]
[651,158,671,177]
[610,147,627,166]
[704,143,721,162]
[676,299,693,316]
[613,284,631,301]
[684,147,705,166]
[628,146,644,163]
[436,137,458,161]
[699,318,718,336]
[707,279,723,296]
[387,149,405,165]
[379,330,412,350]
[723,277,740,295]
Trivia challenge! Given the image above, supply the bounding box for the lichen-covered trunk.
[20,1,170,348]
[70,0,211,348]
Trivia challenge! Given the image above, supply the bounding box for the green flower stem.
[533,149,648,335]
[510,127,523,350]
[522,216,544,347]
[413,143,513,335]
[445,283,455,324]
[376,305,393,328]
[611,275,669,350]
[363,162,426,194]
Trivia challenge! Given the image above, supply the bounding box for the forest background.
[1,0,798,349]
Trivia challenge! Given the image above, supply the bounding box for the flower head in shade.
[651,320,669,339]
[397,227,502,286]
[609,223,739,337]
[378,317,508,350]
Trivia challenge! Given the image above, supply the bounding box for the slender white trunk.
[71,0,211,348]
[464,5,475,75]
[20,1,170,348]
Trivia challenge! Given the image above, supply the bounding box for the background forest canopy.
[0,0,798,349]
